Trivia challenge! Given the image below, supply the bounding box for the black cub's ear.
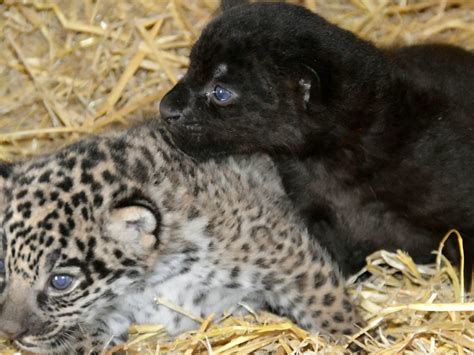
[221,0,249,12]
[298,64,322,111]
[107,202,160,256]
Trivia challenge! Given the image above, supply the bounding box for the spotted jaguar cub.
[0,121,359,353]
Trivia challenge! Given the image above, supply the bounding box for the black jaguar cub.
[160,1,474,286]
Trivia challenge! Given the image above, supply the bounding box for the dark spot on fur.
[59,157,77,170]
[313,272,327,288]
[81,172,94,185]
[38,170,52,183]
[93,259,111,278]
[102,170,116,183]
[122,258,137,267]
[225,282,241,289]
[50,191,60,201]
[192,292,207,305]
[230,266,240,279]
[16,189,28,199]
[76,239,86,252]
[81,207,89,220]
[59,223,70,237]
[37,292,49,308]
[93,194,103,207]
[72,191,88,207]
[329,271,340,288]
[333,312,344,323]
[57,177,73,192]
[343,299,353,313]
[323,293,336,306]
[295,272,307,292]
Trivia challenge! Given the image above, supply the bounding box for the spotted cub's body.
[0,121,358,353]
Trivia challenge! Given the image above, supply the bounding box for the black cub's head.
[160,2,388,159]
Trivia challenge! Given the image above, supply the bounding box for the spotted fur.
[0,121,359,353]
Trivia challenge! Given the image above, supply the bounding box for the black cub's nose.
[160,100,182,124]
[160,89,185,124]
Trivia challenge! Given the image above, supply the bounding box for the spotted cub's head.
[0,138,162,353]
[160,2,388,159]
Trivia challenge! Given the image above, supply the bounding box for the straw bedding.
[0,0,473,353]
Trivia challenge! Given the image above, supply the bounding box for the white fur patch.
[214,63,228,78]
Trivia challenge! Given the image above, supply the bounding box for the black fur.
[160,2,474,286]
[220,0,247,11]
[389,43,474,111]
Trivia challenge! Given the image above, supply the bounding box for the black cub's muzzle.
[160,83,189,125]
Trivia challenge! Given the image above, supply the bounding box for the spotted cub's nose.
[0,320,28,340]
[0,298,44,341]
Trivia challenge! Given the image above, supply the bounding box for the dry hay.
[0,0,473,354]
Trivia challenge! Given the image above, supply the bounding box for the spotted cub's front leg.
[263,248,360,338]
[227,226,361,339]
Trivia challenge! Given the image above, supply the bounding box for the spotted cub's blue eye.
[213,85,233,102]
[0,258,5,273]
[50,274,73,291]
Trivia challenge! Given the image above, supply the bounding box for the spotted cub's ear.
[298,64,322,111]
[221,0,248,12]
[106,203,160,255]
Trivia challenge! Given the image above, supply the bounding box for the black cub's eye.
[50,274,74,291]
[212,85,233,103]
